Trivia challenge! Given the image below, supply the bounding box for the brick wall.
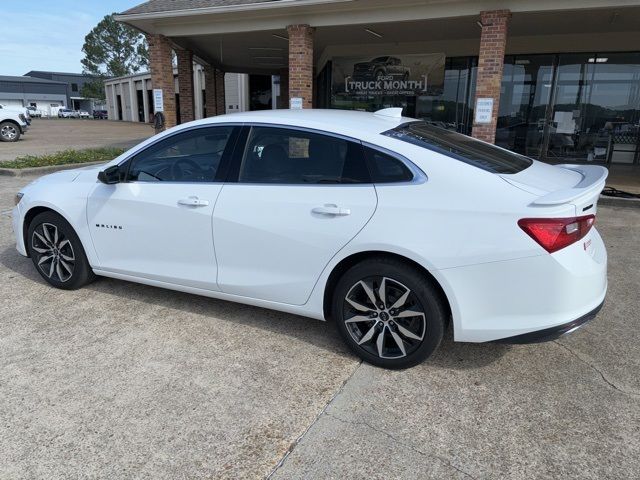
[471,10,510,144]
[147,34,176,130]
[176,48,194,123]
[287,24,314,109]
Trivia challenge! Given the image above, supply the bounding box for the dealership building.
[115,0,640,171]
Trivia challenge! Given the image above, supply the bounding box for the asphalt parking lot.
[0,119,152,162]
[0,173,638,479]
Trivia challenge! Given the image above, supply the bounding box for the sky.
[0,1,141,76]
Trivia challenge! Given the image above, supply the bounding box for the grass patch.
[2,147,125,169]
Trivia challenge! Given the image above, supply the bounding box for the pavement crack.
[327,413,476,480]
[553,340,639,397]
[265,360,363,479]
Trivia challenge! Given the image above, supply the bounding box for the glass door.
[495,55,555,157]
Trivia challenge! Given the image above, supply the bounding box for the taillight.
[518,215,595,253]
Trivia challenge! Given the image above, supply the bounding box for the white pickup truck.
[0,105,29,142]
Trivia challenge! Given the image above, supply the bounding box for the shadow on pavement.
[429,327,511,370]
[1,245,509,370]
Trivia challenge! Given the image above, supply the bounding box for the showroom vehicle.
[352,56,411,81]
[12,109,608,368]
[78,110,91,119]
[0,106,29,142]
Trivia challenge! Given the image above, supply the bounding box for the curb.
[599,194,640,209]
[0,161,105,177]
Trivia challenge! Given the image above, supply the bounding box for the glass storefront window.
[322,51,640,164]
[497,52,640,164]
[415,57,477,135]
[547,53,640,162]
[328,56,477,135]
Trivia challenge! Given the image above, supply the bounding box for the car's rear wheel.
[0,121,20,142]
[27,211,95,290]
[332,257,446,369]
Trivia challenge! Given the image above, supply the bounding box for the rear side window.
[237,126,370,184]
[364,147,414,183]
[383,122,532,174]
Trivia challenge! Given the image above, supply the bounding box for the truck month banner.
[331,53,446,100]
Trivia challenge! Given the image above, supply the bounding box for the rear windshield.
[383,122,532,174]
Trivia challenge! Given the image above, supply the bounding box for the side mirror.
[97,165,123,184]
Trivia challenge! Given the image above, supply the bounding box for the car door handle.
[312,204,351,216]
[178,196,209,207]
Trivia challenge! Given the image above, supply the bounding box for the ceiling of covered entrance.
[171,14,482,74]
[130,5,640,75]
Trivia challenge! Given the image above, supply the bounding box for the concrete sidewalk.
[1,174,638,479]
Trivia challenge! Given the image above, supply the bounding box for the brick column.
[287,24,314,109]
[215,69,225,115]
[204,66,215,117]
[278,68,289,109]
[471,10,510,143]
[176,48,195,123]
[204,67,225,116]
[147,34,176,130]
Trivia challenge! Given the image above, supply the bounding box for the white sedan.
[11,109,608,369]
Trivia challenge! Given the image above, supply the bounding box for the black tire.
[374,69,385,79]
[332,257,446,369]
[0,121,20,142]
[27,211,95,290]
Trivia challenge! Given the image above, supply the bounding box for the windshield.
[383,122,532,174]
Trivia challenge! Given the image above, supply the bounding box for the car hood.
[25,163,107,187]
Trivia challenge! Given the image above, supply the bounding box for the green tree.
[80,14,148,100]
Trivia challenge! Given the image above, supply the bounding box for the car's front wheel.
[0,121,20,142]
[332,257,446,369]
[27,211,95,290]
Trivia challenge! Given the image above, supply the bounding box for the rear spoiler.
[531,164,608,206]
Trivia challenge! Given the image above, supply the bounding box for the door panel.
[86,125,239,290]
[213,125,377,305]
[87,182,221,290]
[213,184,376,304]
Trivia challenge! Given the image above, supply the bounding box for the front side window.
[384,122,532,174]
[127,126,235,182]
[237,127,370,184]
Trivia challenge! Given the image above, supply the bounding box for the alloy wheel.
[342,276,426,359]
[31,223,75,282]
[1,124,17,141]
